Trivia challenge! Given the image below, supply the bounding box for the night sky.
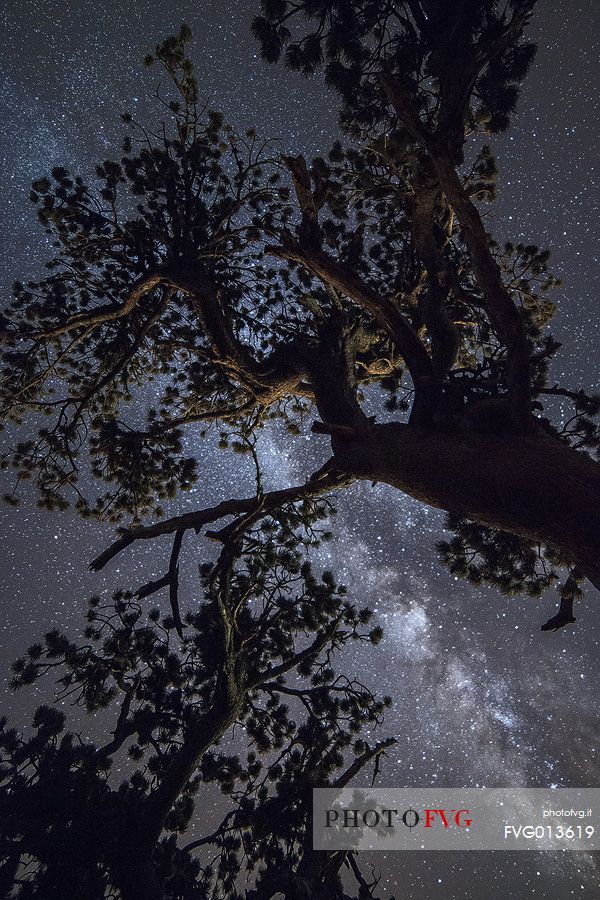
[1,1,600,898]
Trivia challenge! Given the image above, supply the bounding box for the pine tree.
[2,12,597,632]
[0,17,597,870]
[0,500,394,898]
[2,6,597,895]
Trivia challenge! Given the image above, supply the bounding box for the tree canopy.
[2,5,599,630]
[0,507,394,898]
[1,2,600,894]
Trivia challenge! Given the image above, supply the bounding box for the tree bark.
[331,422,600,586]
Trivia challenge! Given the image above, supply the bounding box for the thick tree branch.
[273,152,434,420]
[0,273,165,343]
[90,462,353,571]
[411,169,459,379]
[4,265,306,413]
[268,241,433,398]
[165,267,261,381]
[331,420,600,589]
[435,2,537,159]
[379,72,532,425]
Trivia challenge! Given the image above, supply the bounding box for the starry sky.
[1,1,600,898]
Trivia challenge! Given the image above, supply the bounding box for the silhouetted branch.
[90,461,352,571]
[541,597,576,632]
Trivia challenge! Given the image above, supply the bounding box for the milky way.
[1,2,599,897]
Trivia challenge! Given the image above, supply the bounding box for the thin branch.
[90,461,353,571]
[1,273,164,342]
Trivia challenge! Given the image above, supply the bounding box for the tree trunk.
[110,849,164,900]
[331,423,600,586]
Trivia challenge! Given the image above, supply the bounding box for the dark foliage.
[1,503,394,898]
[1,6,597,893]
